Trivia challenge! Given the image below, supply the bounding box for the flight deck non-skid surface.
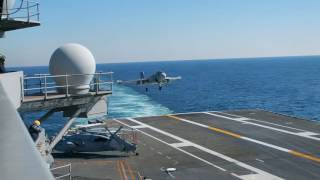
[53,109,320,180]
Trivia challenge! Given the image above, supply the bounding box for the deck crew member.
[0,54,5,73]
[28,120,42,140]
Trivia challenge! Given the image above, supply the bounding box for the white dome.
[49,43,96,94]
[1,0,16,17]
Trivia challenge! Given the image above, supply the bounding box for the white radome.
[49,43,96,94]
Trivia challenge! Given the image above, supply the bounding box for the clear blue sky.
[1,0,320,67]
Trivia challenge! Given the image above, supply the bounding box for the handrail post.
[20,76,24,102]
[39,75,42,94]
[27,0,30,22]
[95,74,99,94]
[98,72,101,92]
[65,73,69,97]
[110,73,113,91]
[5,0,9,19]
[69,164,72,180]
[24,77,28,96]
[37,3,39,21]
[44,75,47,100]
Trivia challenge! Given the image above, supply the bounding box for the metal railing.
[51,164,72,180]
[23,72,113,100]
[1,0,40,22]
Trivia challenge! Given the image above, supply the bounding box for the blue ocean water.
[99,56,320,121]
[13,56,320,134]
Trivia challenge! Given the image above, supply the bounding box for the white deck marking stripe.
[205,112,320,141]
[172,111,316,134]
[236,117,251,121]
[241,137,289,152]
[171,110,313,133]
[124,118,283,180]
[131,125,146,129]
[114,120,227,172]
[168,115,291,153]
[232,172,272,180]
[169,115,320,163]
[296,132,319,136]
[238,174,274,180]
[170,142,191,148]
[213,111,313,132]
[210,111,246,118]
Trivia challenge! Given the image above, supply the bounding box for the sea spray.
[107,84,173,118]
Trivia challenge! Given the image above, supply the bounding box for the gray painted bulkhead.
[0,82,54,179]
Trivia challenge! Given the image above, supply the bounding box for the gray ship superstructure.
[0,0,53,179]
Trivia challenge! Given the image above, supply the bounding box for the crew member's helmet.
[34,120,41,126]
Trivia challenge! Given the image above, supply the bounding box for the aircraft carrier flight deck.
[52,109,320,180]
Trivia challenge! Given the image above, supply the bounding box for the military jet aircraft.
[117,71,181,91]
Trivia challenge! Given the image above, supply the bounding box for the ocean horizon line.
[8,54,320,69]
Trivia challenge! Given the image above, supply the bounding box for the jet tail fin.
[140,72,145,79]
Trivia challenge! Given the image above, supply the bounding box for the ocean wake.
[107,85,173,118]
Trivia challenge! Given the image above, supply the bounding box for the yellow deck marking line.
[119,160,128,180]
[207,126,242,138]
[167,115,242,139]
[289,151,320,163]
[123,160,135,180]
[206,112,320,142]
[117,161,125,180]
[167,115,320,164]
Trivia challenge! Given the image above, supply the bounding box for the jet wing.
[116,79,139,84]
[117,79,150,84]
[165,76,182,81]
